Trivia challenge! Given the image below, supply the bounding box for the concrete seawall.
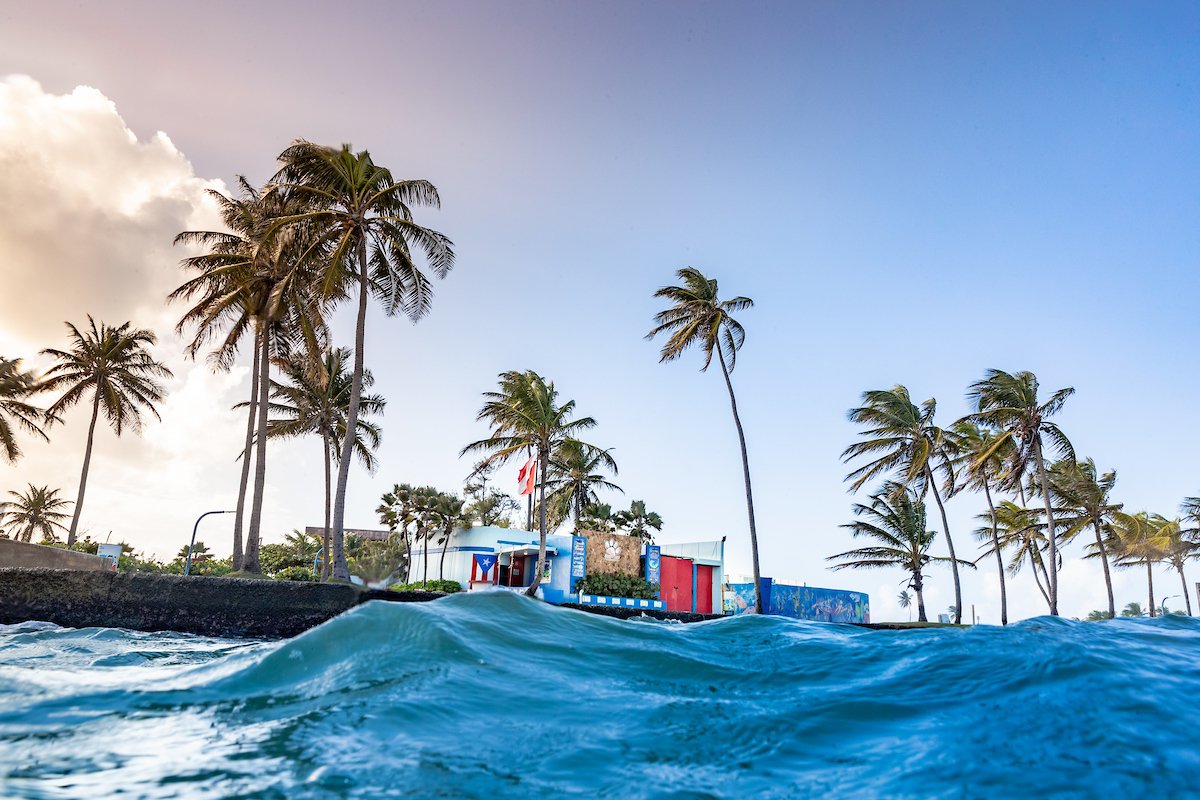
[0,539,109,571]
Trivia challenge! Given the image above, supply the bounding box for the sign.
[474,553,498,578]
[645,545,661,586]
[541,559,552,582]
[97,544,123,572]
[570,536,587,579]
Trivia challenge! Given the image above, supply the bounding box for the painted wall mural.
[725,580,870,623]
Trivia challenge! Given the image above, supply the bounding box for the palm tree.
[966,369,1074,615]
[1158,519,1196,616]
[843,386,963,623]
[263,347,385,578]
[615,500,664,542]
[898,589,912,621]
[948,420,1015,624]
[0,357,50,463]
[648,267,761,612]
[975,501,1054,611]
[272,141,455,581]
[578,502,619,533]
[0,484,72,542]
[430,492,470,581]
[543,438,621,529]
[172,178,325,571]
[40,318,172,545]
[1121,601,1146,618]
[1047,459,1121,620]
[828,483,973,622]
[1108,512,1171,618]
[462,370,597,596]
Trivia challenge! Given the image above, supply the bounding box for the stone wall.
[0,539,109,571]
[579,530,642,577]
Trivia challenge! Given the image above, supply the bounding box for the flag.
[517,457,535,495]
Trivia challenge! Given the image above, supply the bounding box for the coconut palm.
[40,318,172,545]
[966,369,1074,615]
[1121,601,1146,617]
[1108,512,1172,618]
[615,500,664,542]
[0,484,72,543]
[462,370,597,596]
[172,178,325,571]
[843,386,963,623]
[974,501,1055,611]
[948,420,1015,624]
[262,347,385,578]
[828,483,973,623]
[1158,520,1196,616]
[429,492,470,581]
[542,439,621,528]
[0,357,50,464]
[898,589,912,621]
[647,267,761,612]
[271,141,454,581]
[578,502,619,533]
[1047,459,1122,620]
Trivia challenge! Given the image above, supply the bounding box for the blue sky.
[0,1,1197,619]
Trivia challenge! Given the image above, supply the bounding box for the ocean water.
[1,592,1197,799]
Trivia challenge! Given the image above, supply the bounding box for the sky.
[0,1,1197,622]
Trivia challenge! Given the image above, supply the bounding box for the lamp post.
[185,510,234,575]
[1161,595,1180,615]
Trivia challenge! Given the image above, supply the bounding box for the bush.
[575,572,659,600]
[274,565,318,582]
[390,579,462,594]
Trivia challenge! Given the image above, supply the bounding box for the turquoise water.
[1,592,1198,799]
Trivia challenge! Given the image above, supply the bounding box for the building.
[725,578,870,623]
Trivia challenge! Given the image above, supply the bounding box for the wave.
[1,592,1198,798]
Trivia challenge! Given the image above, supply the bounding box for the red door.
[695,565,714,614]
[660,556,693,612]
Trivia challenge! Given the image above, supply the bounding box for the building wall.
[726,579,870,623]
[406,526,575,603]
[0,539,109,571]
[659,540,725,613]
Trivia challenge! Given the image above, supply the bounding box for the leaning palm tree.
[1108,512,1171,618]
[263,347,385,578]
[966,369,1074,615]
[0,357,50,464]
[462,370,597,596]
[271,141,455,581]
[40,318,172,545]
[975,500,1055,612]
[948,420,1015,624]
[542,438,621,529]
[615,500,664,542]
[828,483,973,623]
[648,267,761,612]
[1157,519,1196,616]
[1048,459,1122,620]
[843,386,963,623]
[0,484,72,542]
[898,589,912,621]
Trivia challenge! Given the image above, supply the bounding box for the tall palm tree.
[263,347,385,578]
[615,500,664,542]
[948,420,1015,624]
[966,369,1074,615]
[647,267,761,612]
[973,501,1054,611]
[542,438,620,528]
[828,482,973,622]
[173,178,325,571]
[1047,459,1121,620]
[1157,518,1195,616]
[843,386,963,622]
[1108,512,1171,618]
[462,370,597,596]
[272,141,455,581]
[40,318,172,545]
[0,484,72,542]
[0,357,50,464]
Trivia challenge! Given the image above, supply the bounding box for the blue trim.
[497,539,539,546]
[691,561,698,613]
[576,593,665,611]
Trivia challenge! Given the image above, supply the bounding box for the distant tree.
[578,502,618,533]
[41,318,172,545]
[615,500,664,542]
[1049,459,1121,620]
[463,471,519,528]
[1159,520,1197,616]
[542,438,620,528]
[0,357,50,463]
[177,541,212,564]
[1121,601,1146,618]
[0,484,71,542]
[898,589,912,622]
[1085,609,1112,621]
[1108,512,1172,618]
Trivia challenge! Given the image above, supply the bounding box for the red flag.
[517,458,535,495]
[523,461,537,495]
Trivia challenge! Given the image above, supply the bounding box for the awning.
[495,544,559,558]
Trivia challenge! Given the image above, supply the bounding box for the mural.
[725,580,870,623]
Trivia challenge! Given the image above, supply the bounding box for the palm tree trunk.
[423,527,429,585]
[244,326,271,573]
[927,470,962,624]
[322,429,331,580]
[983,481,1007,625]
[330,242,371,582]
[1030,550,1051,608]
[231,324,261,572]
[1034,436,1058,615]
[913,580,927,622]
[525,448,550,597]
[439,524,450,580]
[1146,559,1156,617]
[66,393,101,547]
[716,348,763,614]
[1178,565,1192,616]
[1092,520,1115,618]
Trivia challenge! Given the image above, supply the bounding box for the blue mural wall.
[725,579,870,623]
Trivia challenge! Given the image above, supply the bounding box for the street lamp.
[1161,595,1180,615]
[185,510,234,575]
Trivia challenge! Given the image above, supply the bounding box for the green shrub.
[575,572,659,600]
[390,579,462,594]
[274,565,318,582]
